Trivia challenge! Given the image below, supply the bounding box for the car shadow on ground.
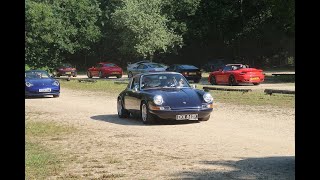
[90,114,200,126]
[25,96,55,99]
[171,156,294,179]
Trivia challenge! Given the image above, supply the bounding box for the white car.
[127,60,151,71]
[127,62,167,78]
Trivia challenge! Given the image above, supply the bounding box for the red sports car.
[53,63,77,77]
[208,64,265,85]
[87,62,123,78]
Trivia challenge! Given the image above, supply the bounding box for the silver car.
[127,63,166,78]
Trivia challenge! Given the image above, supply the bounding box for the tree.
[25,0,101,69]
[111,0,183,60]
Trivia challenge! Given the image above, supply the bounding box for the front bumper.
[57,71,77,76]
[25,87,60,97]
[149,108,212,120]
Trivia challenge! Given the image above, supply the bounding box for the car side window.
[137,64,144,69]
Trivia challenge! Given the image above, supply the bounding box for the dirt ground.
[25,88,295,179]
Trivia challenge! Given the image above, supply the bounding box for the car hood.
[25,78,56,86]
[144,88,203,108]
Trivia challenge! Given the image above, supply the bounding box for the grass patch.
[60,80,127,95]
[26,120,77,179]
[207,90,294,108]
[60,78,294,108]
[26,121,77,137]
[26,142,62,179]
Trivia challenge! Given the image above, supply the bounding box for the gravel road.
[25,88,295,179]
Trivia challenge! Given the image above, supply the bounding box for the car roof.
[134,72,181,77]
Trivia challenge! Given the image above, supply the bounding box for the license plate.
[176,114,198,120]
[112,72,119,74]
[250,77,259,80]
[39,88,51,92]
[65,72,71,74]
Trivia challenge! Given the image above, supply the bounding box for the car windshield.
[141,74,190,89]
[179,65,198,69]
[103,63,117,67]
[25,71,51,79]
[61,63,72,68]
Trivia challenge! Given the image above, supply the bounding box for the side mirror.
[191,84,197,89]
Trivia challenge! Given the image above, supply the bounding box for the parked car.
[127,60,151,72]
[25,70,60,98]
[127,63,166,78]
[117,72,213,124]
[166,64,202,83]
[53,63,77,77]
[208,64,265,86]
[87,62,123,78]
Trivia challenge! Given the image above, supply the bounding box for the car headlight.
[203,93,213,103]
[25,82,33,87]
[153,95,163,105]
[52,81,60,86]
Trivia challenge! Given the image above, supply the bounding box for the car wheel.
[228,75,237,86]
[117,98,129,118]
[253,83,260,85]
[99,71,104,78]
[141,102,154,124]
[87,71,92,78]
[210,76,216,85]
[53,94,60,98]
[128,72,133,78]
[199,115,210,121]
[116,75,122,79]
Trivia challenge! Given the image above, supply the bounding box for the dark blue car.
[117,72,213,124]
[25,70,60,98]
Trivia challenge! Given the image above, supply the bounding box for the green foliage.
[25,0,101,69]
[111,0,183,59]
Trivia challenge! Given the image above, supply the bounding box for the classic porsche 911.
[117,72,213,124]
[208,64,265,86]
[25,70,60,98]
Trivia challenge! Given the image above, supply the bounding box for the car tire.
[116,75,122,79]
[141,101,155,124]
[99,71,104,78]
[128,72,133,78]
[228,75,237,86]
[210,76,216,85]
[117,97,129,118]
[199,115,210,121]
[53,94,60,98]
[253,83,260,85]
[87,71,92,78]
